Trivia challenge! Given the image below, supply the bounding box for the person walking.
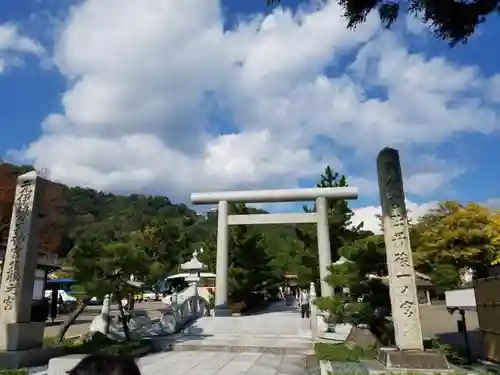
[299,288,310,319]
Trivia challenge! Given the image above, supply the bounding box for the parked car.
[88,296,103,305]
[44,289,78,313]
[142,291,157,302]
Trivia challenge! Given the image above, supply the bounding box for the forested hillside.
[0,162,300,277]
[4,161,498,301]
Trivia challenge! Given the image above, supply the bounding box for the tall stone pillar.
[215,200,230,316]
[377,148,423,351]
[376,148,449,370]
[316,197,333,297]
[0,171,47,351]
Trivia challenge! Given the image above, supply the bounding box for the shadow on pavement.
[436,329,484,359]
[243,300,300,315]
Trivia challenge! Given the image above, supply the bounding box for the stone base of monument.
[0,346,66,368]
[376,347,452,373]
[213,306,232,317]
[0,322,66,368]
[0,322,45,351]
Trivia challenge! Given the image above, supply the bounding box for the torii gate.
[190,186,358,316]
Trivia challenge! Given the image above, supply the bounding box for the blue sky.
[1,0,500,231]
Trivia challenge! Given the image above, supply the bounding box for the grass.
[67,338,150,356]
[314,343,376,362]
[317,342,500,375]
[0,371,29,375]
[44,335,81,348]
[43,334,152,357]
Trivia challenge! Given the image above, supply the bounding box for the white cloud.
[8,0,500,204]
[0,23,44,73]
[405,14,428,36]
[352,200,438,234]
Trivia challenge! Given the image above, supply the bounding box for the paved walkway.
[45,301,314,375]
[176,300,312,353]
[154,301,314,375]
[138,351,310,375]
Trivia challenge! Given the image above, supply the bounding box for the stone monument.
[0,171,47,353]
[180,248,207,317]
[376,148,449,370]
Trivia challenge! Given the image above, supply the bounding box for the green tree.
[266,0,493,45]
[227,203,278,304]
[314,234,390,336]
[133,219,193,283]
[198,203,280,306]
[414,200,495,289]
[295,166,363,289]
[486,210,500,265]
[314,261,373,326]
[58,221,162,341]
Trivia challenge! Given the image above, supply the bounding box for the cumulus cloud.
[0,23,44,73]
[352,200,438,234]
[8,0,500,204]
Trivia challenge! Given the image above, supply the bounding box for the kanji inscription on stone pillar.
[377,147,423,351]
[0,171,46,323]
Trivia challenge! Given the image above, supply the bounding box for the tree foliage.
[8,160,500,331]
[265,0,496,45]
[407,199,500,293]
[315,234,390,327]
[413,201,494,287]
[486,211,500,265]
[295,166,364,289]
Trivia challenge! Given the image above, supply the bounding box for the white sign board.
[32,269,46,300]
[445,288,476,309]
[32,279,45,300]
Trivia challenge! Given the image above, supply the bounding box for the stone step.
[184,315,312,338]
[150,334,313,355]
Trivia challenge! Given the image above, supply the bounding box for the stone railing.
[88,294,209,341]
[49,295,210,375]
[161,295,209,334]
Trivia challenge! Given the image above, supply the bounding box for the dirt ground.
[44,301,168,338]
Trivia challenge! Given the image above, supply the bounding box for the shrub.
[314,343,376,362]
[0,370,29,375]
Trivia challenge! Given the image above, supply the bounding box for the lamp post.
[180,248,207,316]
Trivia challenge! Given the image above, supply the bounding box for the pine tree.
[298,166,361,272]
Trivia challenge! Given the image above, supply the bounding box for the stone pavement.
[184,300,310,337]
[44,301,314,375]
[138,350,309,375]
[176,300,312,354]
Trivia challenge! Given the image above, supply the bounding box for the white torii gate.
[190,186,358,316]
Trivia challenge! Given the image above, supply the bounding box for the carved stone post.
[309,282,318,341]
[376,148,450,370]
[377,148,423,351]
[0,171,47,351]
[316,197,333,297]
[215,200,230,316]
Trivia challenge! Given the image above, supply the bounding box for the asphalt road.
[44,301,167,338]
